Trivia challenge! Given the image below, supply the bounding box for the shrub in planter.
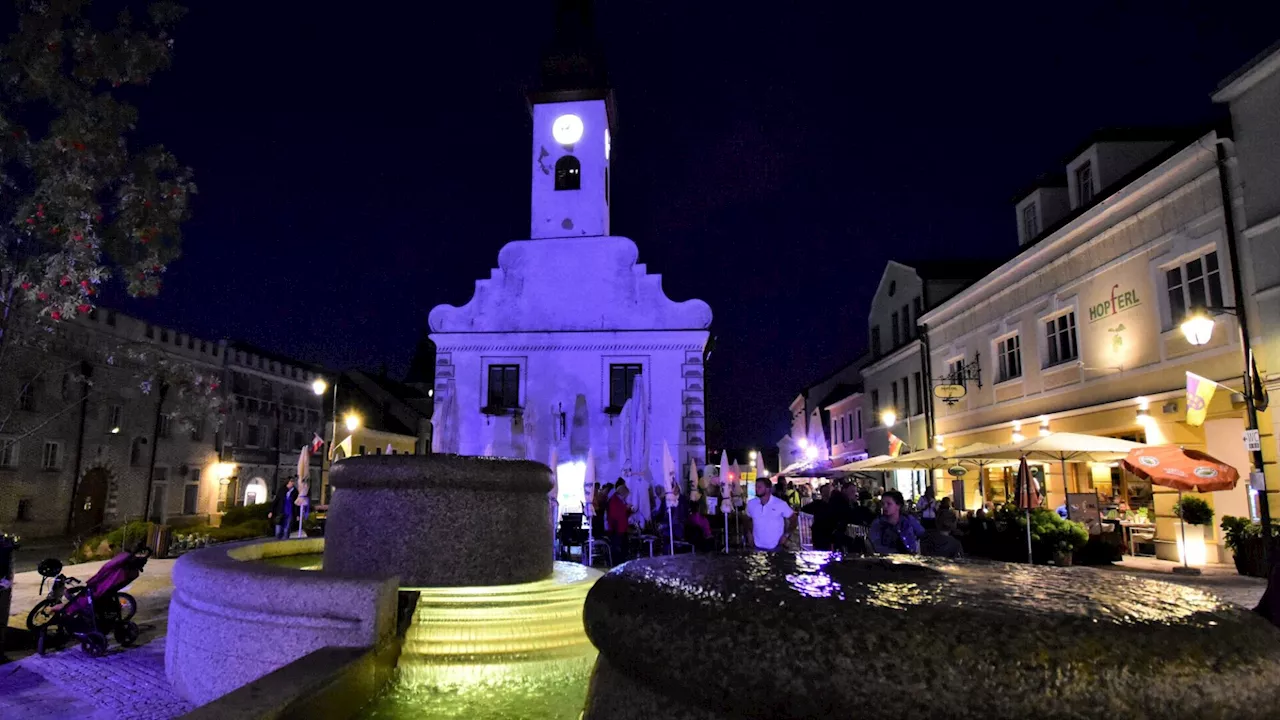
[1221,515,1279,577]
[220,502,271,527]
[1174,496,1214,526]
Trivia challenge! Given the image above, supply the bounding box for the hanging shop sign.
[1088,283,1142,323]
[934,384,967,405]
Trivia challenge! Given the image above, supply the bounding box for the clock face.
[552,114,584,146]
[604,128,611,160]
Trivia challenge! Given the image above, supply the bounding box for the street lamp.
[880,409,897,428]
[1180,310,1217,346]
[345,413,361,433]
[748,450,757,460]
[311,378,327,396]
[1178,301,1272,559]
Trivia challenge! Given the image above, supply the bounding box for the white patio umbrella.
[431,382,459,454]
[521,404,538,460]
[661,441,677,554]
[719,450,731,551]
[482,441,495,458]
[583,447,599,565]
[295,444,312,538]
[548,446,560,537]
[621,375,651,522]
[950,432,1145,502]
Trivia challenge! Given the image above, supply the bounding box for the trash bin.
[147,524,173,559]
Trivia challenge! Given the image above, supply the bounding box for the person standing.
[269,479,298,540]
[746,478,795,551]
[606,483,633,564]
[869,490,926,554]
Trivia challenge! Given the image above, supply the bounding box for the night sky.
[106,1,1280,449]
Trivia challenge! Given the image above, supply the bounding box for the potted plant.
[1220,515,1278,577]
[0,531,19,655]
[1173,495,1214,567]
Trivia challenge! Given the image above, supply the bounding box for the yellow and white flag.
[1185,372,1217,427]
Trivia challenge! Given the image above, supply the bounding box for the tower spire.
[539,0,608,94]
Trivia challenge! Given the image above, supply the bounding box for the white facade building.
[429,47,712,499]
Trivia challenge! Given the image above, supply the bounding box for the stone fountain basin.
[583,552,1280,720]
[166,537,399,706]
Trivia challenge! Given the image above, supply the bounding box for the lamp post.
[1180,305,1271,558]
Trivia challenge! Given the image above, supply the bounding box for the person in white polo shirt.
[746,478,795,550]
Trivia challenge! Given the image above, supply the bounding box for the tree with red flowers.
[0,0,194,341]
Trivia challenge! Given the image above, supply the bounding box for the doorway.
[149,484,168,523]
[72,467,109,536]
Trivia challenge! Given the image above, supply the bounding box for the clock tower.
[528,0,615,239]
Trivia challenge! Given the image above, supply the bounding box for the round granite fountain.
[327,455,601,706]
[581,551,1280,720]
[167,454,601,717]
[325,454,554,587]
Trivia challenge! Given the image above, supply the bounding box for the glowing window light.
[552,114,584,145]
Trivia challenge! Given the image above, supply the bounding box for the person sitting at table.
[869,490,926,555]
[684,499,714,552]
[607,483,633,564]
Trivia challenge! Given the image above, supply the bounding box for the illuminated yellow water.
[261,555,599,719]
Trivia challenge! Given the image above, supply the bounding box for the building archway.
[72,466,111,536]
[243,477,268,507]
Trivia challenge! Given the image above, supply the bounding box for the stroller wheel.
[116,593,137,623]
[114,622,140,647]
[26,599,59,632]
[81,632,109,657]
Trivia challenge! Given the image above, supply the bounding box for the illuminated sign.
[1088,284,1141,323]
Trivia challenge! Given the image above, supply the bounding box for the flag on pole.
[888,433,905,458]
[311,433,325,453]
[1185,372,1217,427]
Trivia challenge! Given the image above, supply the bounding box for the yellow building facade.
[921,129,1262,564]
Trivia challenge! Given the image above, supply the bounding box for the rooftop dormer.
[1013,175,1069,246]
[1063,129,1181,210]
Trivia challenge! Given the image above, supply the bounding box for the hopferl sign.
[1088,283,1141,323]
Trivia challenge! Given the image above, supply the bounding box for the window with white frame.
[1045,312,1079,366]
[997,334,1023,382]
[947,357,965,384]
[1076,162,1094,205]
[1022,203,1039,240]
[0,439,17,468]
[42,441,61,470]
[1165,250,1224,326]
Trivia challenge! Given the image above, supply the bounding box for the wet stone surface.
[583,552,1280,720]
[324,455,554,587]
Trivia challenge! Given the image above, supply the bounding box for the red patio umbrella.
[1120,446,1240,493]
[1013,456,1041,564]
[1121,446,1239,574]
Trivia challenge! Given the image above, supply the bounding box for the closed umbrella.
[622,375,651,522]
[431,381,459,455]
[295,445,312,538]
[548,446,559,528]
[1014,456,1041,564]
[688,457,700,500]
[583,447,598,565]
[719,450,731,551]
[662,441,677,554]
[1122,446,1239,574]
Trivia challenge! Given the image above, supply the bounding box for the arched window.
[554,155,581,191]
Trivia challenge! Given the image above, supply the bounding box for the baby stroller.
[34,547,149,656]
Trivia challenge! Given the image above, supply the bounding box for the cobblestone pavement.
[1,557,185,720]
[0,638,193,720]
[1082,557,1268,608]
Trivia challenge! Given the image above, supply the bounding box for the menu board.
[1066,492,1103,535]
